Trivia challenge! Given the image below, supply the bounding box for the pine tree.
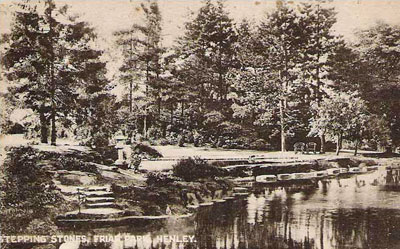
[297,0,338,152]
[114,0,165,139]
[229,19,280,146]
[2,0,109,145]
[258,0,304,152]
[174,0,238,134]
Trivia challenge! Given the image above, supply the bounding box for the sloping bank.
[111,157,234,217]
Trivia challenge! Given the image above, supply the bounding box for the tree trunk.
[279,99,287,152]
[143,115,147,139]
[129,81,133,113]
[39,109,48,144]
[320,133,325,154]
[50,108,56,146]
[354,138,359,156]
[336,133,340,155]
[170,107,174,126]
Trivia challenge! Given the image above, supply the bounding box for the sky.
[1,0,400,45]
[1,0,400,122]
[1,0,400,94]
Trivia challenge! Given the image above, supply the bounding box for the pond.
[62,168,400,249]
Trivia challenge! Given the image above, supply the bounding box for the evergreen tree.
[114,0,165,139]
[2,0,110,145]
[258,0,304,151]
[297,0,338,152]
[356,23,400,151]
[229,19,280,147]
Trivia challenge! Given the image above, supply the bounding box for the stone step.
[83,191,113,198]
[85,197,115,204]
[86,187,108,192]
[85,202,118,209]
[77,186,109,192]
[61,208,124,219]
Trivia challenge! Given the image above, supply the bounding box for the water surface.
[64,168,400,249]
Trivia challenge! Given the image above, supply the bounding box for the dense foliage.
[0,146,62,234]
[173,157,227,181]
[1,0,399,152]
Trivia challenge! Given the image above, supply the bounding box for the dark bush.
[52,156,99,174]
[7,122,26,134]
[178,135,185,147]
[249,139,270,150]
[172,157,227,181]
[1,146,61,234]
[193,134,204,147]
[132,143,163,158]
[146,172,175,186]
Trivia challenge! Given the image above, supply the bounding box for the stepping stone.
[85,197,115,204]
[213,199,226,203]
[233,187,248,192]
[199,202,214,207]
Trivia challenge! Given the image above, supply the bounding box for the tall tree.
[297,1,338,152]
[114,0,165,139]
[175,0,237,121]
[229,19,281,146]
[2,0,107,145]
[356,22,400,151]
[258,0,304,152]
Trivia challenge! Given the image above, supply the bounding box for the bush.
[131,143,163,158]
[160,139,170,146]
[148,127,162,140]
[1,146,61,234]
[249,139,270,150]
[184,130,194,144]
[178,135,185,147]
[146,172,175,186]
[52,156,99,174]
[193,134,204,147]
[172,157,227,181]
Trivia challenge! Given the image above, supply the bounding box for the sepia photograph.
[0,0,400,248]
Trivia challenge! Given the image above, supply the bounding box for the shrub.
[193,134,204,147]
[52,156,99,174]
[249,139,269,150]
[178,135,185,147]
[148,127,162,140]
[146,172,175,186]
[172,157,227,181]
[1,146,61,234]
[160,139,170,146]
[184,130,194,144]
[131,143,163,158]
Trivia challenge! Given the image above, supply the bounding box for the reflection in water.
[62,169,400,249]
